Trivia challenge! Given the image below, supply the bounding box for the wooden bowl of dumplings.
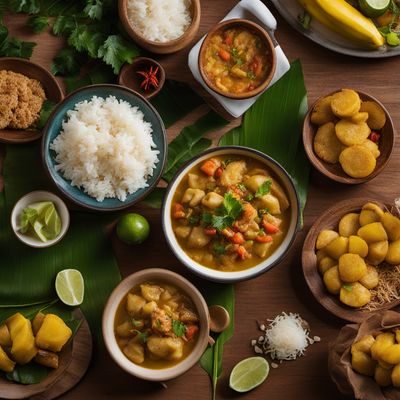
[303,89,395,184]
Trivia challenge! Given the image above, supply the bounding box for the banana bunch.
[298,0,385,48]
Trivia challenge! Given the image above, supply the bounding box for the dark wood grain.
[303,90,395,184]
[302,198,400,323]
[1,1,400,399]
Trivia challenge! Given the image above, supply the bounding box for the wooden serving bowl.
[303,90,395,184]
[118,0,201,54]
[118,57,165,100]
[0,57,63,145]
[0,313,92,399]
[302,198,400,323]
[198,18,277,100]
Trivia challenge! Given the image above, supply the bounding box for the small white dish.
[188,0,290,118]
[11,190,70,248]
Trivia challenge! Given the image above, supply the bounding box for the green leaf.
[0,144,121,343]
[162,111,228,182]
[52,15,76,36]
[140,187,165,209]
[219,60,310,225]
[28,15,49,33]
[51,47,84,76]
[172,320,186,337]
[98,34,139,74]
[151,80,204,128]
[64,63,115,93]
[36,0,81,17]
[0,37,36,58]
[255,179,272,198]
[201,284,235,400]
[212,243,226,255]
[68,24,107,58]
[84,0,103,20]
[134,330,148,344]
[6,363,48,384]
[9,0,39,14]
[36,100,56,129]
[211,193,243,231]
[298,11,311,30]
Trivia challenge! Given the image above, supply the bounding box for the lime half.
[229,357,269,393]
[359,0,390,18]
[55,269,84,306]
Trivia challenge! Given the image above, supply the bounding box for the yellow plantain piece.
[35,314,72,353]
[298,0,385,48]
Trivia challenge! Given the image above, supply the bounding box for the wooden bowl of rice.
[118,0,201,54]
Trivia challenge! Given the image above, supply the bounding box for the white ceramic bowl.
[10,190,70,248]
[162,146,300,283]
[102,268,210,381]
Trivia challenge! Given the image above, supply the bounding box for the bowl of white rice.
[118,0,201,54]
[42,84,167,211]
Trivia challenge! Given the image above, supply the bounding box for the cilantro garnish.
[172,320,186,337]
[131,319,142,328]
[134,330,148,343]
[213,243,226,255]
[188,215,200,225]
[211,193,243,231]
[237,183,247,192]
[255,180,272,198]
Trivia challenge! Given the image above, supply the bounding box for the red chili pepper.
[137,66,160,92]
[369,131,380,143]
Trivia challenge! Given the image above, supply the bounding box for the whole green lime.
[116,213,150,245]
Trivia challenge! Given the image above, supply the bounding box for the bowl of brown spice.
[0,57,63,144]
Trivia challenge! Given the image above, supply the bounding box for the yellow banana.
[298,0,385,48]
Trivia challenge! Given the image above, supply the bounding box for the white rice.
[50,95,159,202]
[127,0,192,43]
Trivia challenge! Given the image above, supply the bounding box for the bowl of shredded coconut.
[42,84,166,211]
[119,0,201,54]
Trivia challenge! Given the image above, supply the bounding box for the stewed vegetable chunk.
[171,155,290,272]
[114,282,200,369]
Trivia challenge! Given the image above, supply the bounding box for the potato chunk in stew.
[114,282,200,369]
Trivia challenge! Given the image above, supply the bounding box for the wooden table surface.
[3,1,400,399]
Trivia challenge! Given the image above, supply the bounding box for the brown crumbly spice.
[0,70,46,129]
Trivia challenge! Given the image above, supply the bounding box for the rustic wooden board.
[1,1,400,399]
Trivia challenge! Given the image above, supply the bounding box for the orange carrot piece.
[200,160,218,176]
[218,49,231,62]
[225,35,233,45]
[255,235,273,243]
[262,221,280,234]
[222,228,234,238]
[231,232,245,245]
[236,245,250,260]
[172,203,185,219]
[186,325,199,341]
[215,167,223,178]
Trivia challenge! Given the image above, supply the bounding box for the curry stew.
[171,156,291,272]
[114,282,200,369]
[202,26,272,95]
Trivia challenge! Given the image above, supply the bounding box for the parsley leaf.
[68,24,106,58]
[53,16,76,36]
[237,183,246,192]
[36,100,56,129]
[201,213,213,226]
[255,180,272,198]
[188,215,200,225]
[0,32,36,59]
[51,47,84,76]
[298,11,311,30]
[212,243,226,255]
[9,0,39,14]
[28,16,48,33]
[134,330,148,343]
[131,319,142,328]
[98,34,139,74]
[172,320,186,337]
[211,193,243,231]
[84,0,103,20]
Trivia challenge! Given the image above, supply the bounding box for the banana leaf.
[0,144,121,343]
[219,60,310,218]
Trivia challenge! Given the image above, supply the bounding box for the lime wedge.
[55,269,84,306]
[359,0,390,17]
[229,357,269,393]
[44,207,61,238]
[44,204,55,225]
[33,220,49,242]
[28,201,53,218]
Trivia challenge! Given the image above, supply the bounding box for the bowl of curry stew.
[198,19,276,100]
[102,268,209,381]
[162,146,300,283]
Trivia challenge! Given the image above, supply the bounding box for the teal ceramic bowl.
[42,84,167,211]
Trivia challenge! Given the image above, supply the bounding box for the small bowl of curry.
[162,146,300,283]
[102,268,210,381]
[198,19,276,100]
